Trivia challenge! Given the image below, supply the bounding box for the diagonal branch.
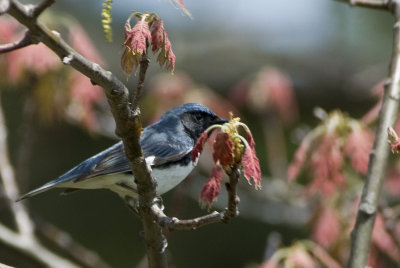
[34,218,111,268]
[337,1,400,267]
[5,0,166,267]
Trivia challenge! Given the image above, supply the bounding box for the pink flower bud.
[200,165,223,207]
[151,19,176,71]
[212,132,234,166]
[121,17,151,75]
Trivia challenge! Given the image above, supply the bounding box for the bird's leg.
[153,196,164,211]
[124,196,140,218]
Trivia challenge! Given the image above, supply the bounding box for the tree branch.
[0,94,34,238]
[0,223,79,268]
[0,94,79,267]
[5,0,166,266]
[30,0,55,18]
[34,219,111,268]
[337,1,400,267]
[132,54,150,112]
[0,30,35,54]
[150,166,240,231]
[0,0,10,14]
[334,0,390,9]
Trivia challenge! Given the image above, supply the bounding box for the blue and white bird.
[18,103,227,201]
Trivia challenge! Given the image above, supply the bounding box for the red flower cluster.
[288,111,374,196]
[121,13,175,76]
[191,116,261,207]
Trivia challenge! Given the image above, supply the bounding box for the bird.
[17,103,227,201]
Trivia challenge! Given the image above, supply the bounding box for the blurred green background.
[0,0,395,267]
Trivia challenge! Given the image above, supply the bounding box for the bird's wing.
[141,140,193,166]
[140,122,194,166]
[76,127,194,181]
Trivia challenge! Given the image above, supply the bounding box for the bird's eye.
[194,113,203,121]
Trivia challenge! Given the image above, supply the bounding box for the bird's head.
[163,103,228,141]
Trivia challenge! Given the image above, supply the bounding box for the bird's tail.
[16,181,58,202]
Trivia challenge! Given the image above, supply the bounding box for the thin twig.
[0,262,15,268]
[34,218,112,268]
[30,0,55,18]
[131,53,150,114]
[0,94,33,237]
[0,223,79,268]
[0,0,10,15]
[151,166,241,231]
[337,1,400,267]
[154,207,222,231]
[0,31,35,54]
[334,0,390,9]
[222,166,240,222]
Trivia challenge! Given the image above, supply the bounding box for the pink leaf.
[151,19,166,53]
[121,18,151,75]
[200,165,223,207]
[191,131,208,163]
[151,19,176,71]
[287,140,310,182]
[243,128,262,188]
[247,130,256,148]
[312,207,340,249]
[344,128,373,175]
[309,133,345,196]
[242,146,261,189]
[212,132,234,166]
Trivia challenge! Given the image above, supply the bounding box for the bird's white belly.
[59,163,194,198]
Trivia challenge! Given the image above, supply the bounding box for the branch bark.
[0,31,35,53]
[5,0,166,266]
[334,0,389,9]
[150,166,240,231]
[337,1,400,267]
